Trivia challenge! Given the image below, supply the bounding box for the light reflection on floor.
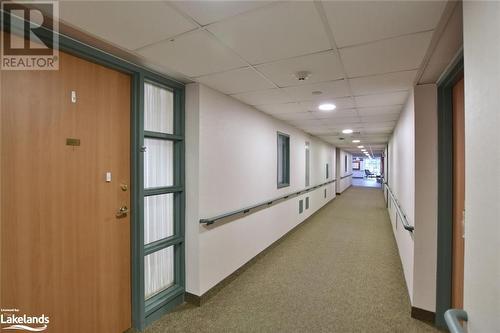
[352,177,382,188]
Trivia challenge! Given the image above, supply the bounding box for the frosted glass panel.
[144,82,174,134]
[144,194,174,245]
[145,246,174,299]
[144,138,173,188]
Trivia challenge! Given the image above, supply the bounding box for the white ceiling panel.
[355,91,408,108]
[255,51,344,87]
[232,88,294,106]
[361,114,400,123]
[196,67,274,95]
[207,1,330,64]
[137,30,247,77]
[300,97,355,111]
[349,71,416,96]
[362,126,394,133]
[256,102,302,115]
[357,106,402,116]
[282,80,351,102]
[321,117,361,125]
[60,1,196,50]
[323,0,447,48]
[288,119,327,127]
[299,127,333,136]
[171,1,276,26]
[340,31,434,78]
[273,112,317,121]
[314,108,358,119]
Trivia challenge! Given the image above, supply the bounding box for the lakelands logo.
[0,309,49,331]
[1,1,59,70]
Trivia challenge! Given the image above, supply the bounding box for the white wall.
[335,148,352,193]
[463,2,500,331]
[186,83,337,295]
[413,84,438,312]
[387,91,415,302]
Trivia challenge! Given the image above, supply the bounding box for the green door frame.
[3,12,186,331]
[435,54,463,328]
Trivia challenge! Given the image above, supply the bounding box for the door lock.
[116,206,129,218]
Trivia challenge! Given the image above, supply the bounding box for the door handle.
[116,206,129,218]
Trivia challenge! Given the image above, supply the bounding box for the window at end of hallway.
[277,132,290,188]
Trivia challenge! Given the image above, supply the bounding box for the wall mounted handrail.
[340,174,353,179]
[384,182,414,232]
[200,179,337,225]
[444,309,468,333]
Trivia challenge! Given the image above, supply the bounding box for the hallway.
[145,187,437,333]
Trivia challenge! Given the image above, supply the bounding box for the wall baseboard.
[411,306,436,323]
[185,196,336,306]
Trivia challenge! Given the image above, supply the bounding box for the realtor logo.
[1,1,59,70]
[0,309,49,331]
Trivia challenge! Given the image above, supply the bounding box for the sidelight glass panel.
[144,82,174,134]
[305,142,310,187]
[144,194,174,245]
[144,246,175,300]
[144,138,173,188]
[277,133,290,187]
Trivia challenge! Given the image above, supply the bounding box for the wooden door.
[1,50,131,332]
[451,76,465,309]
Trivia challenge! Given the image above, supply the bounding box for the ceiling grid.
[57,0,452,155]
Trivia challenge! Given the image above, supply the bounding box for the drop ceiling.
[58,0,451,156]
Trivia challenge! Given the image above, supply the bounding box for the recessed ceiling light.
[342,129,353,134]
[361,149,366,152]
[352,140,360,143]
[357,145,364,148]
[318,103,336,111]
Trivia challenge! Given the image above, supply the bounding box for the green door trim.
[3,12,186,332]
[435,54,463,328]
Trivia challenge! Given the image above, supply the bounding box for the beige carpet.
[145,187,439,333]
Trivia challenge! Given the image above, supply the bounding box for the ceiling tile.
[255,51,344,87]
[288,118,326,127]
[171,1,276,26]
[60,1,196,50]
[314,108,358,119]
[340,32,433,78]
[137,30,247,77]
[207,1,330,64]
[273,112,317,121]
[299,127,333,136]
[357,106,402,116]
[323,1,447,48]
[355,91,408,108]
[282,80,350,102]
[256,102,302,115]
[196,67,274,95]
[361,114,400,122]
[300,97,354,111]
[349,71,416,96]
[231,88,293,106]
[321,117,361,125]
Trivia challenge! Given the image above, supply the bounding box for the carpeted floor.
[145,187,439,333]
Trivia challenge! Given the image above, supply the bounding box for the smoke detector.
[295,71,311,81]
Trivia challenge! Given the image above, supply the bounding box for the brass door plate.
[66,138,81,146]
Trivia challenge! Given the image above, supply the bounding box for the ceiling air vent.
[295,71,311,81]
